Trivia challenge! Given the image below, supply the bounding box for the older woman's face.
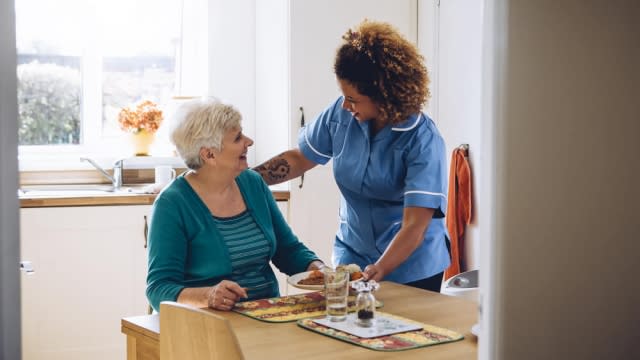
[337,78,379,122]
[215,126,254,173]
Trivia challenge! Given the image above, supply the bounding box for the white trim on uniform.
[405,190,447,198]
[391,114,422,132]
[304,129,332,159]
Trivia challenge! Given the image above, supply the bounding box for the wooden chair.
[159,301,245,360]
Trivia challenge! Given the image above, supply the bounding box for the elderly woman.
[146,98,324,312]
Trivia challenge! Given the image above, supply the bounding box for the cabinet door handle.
[143,215,149,249]
[299,106,305,189]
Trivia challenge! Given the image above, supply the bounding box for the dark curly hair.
[334,19,430,125]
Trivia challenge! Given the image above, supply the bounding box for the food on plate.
[298,270,324,285]
[337,264,364,281]
[295,264,364,287]
[350,271,364,281]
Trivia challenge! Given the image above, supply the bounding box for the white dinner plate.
[471,323,480,337]
[287,271,361,291]
[287,270,325,290]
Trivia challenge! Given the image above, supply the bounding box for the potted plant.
[117,100,163,156]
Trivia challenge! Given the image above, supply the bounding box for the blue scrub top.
[298,97,451,283]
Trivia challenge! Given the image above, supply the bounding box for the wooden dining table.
[121,281,478,359]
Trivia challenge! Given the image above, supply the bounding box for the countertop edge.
[20,190,290,208]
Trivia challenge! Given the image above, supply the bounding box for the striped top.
[212,210,274,300]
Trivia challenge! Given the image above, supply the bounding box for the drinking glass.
[324,268,349,322]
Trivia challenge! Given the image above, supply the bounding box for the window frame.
[17,0,208,171]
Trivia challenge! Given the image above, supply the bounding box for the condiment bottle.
[352,280,379,327]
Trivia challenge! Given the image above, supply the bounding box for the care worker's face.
[338,79,380,123]
[214,126,253,173]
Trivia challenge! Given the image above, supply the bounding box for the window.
[15,0,207,169]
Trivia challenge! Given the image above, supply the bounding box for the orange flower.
[117,100,163,134]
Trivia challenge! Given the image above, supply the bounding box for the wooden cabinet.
[20,205,151,360]
[19,200,293,359]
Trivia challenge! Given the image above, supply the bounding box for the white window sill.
[19,152,185,172]
[18,136,185,171]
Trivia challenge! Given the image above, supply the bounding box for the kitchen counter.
[19,188,290,208]
[19,166,290,208]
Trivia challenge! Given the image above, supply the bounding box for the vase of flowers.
[117,100,163,156]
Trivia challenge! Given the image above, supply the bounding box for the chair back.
[160,301,244,360]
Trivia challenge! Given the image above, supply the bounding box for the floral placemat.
[232,291,382,323]
[297,312,464,351]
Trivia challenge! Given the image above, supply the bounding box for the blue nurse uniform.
[298,97,451,283]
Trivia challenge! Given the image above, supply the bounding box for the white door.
[288,0,418,267]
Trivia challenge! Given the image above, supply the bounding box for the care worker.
[253,20,450,292]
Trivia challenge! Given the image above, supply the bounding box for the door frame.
[0,0,21,357]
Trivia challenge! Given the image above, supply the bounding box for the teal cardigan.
[146,169,319,311]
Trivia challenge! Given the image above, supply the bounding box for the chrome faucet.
[80,157,125,190]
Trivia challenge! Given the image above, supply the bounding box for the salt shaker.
[351,280,379,327]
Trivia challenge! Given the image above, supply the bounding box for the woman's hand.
[306,260,326,271]
[362,263,386,282]
[207,280,248,311]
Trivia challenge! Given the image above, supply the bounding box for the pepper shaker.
[352,280,379,327]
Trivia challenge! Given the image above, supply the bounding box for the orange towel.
[444,146,473,281]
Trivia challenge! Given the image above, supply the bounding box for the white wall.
[0,0,21,357]
[420,0,484,270]
[483,0,640,359]
[208,0,257,165]
[255,0,289,164]
[208,0,290,170]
